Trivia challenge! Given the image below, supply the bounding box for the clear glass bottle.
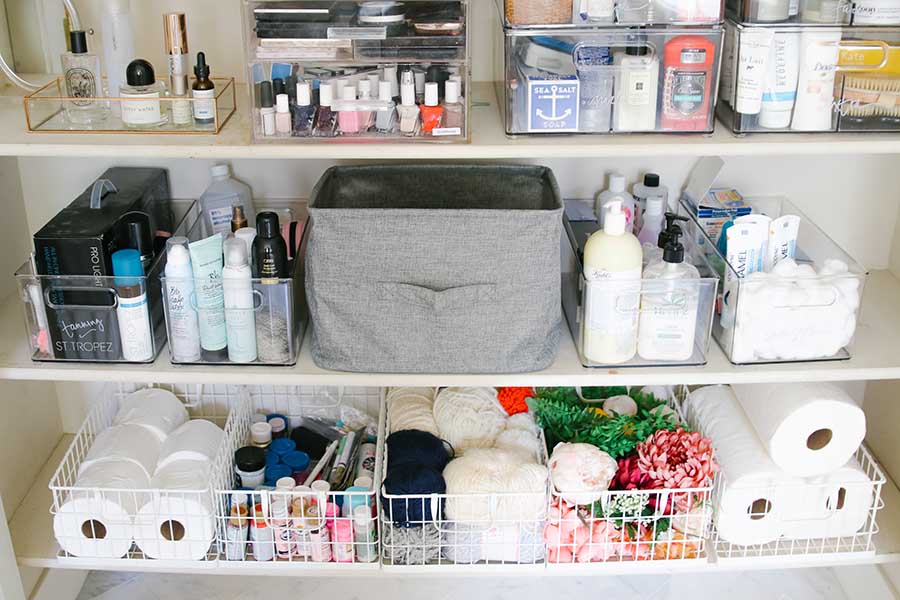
[292,81,316,137]
[441,79,464,133]
[375,80,397,133]
[120,59,169,128]
[61,30,109,124]
[397,71,420,136]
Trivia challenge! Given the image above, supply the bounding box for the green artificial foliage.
[579,386,628,400]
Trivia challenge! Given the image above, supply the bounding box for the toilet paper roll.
[688,386,795,546]
[732,383,866,477]
[155,419,224,472]
[134,461,215,560]
[781,461,875,540]
[53,461,149,558]
[113,388,190,442]
[79,424,162,480]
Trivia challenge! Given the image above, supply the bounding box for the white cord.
[0,0,81,91]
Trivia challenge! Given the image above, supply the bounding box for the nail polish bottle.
[414,71,426,104]
[441,79,464,133]
[375,80,397,133]
[259,80,275,136]
[275,93,291,135]
[356,78,375,132]
[292,81,316,137]
[273,78,286,97]
[337,86,361,134]
[384,65,400,101]
[397,71,420,136]
[314,82,337,137]
[420,82,443,134]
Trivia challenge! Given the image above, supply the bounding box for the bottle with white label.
[112,249,154,362]
[582,200,643,364]
[638,226,700,361]
[223,237,258,363]
[164,237,201,362]
[120,59,168,128]
[191,52,216,125]
[595,173,636,233]
[612,41,659,132]
[199,164,256,236]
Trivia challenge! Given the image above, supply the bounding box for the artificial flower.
[637,428,718,490]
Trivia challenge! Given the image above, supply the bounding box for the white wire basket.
[545,386,716,567]
[712,444,886,563]
[49,383,247,566]
[380,389,550,570]
[214,386,384,569]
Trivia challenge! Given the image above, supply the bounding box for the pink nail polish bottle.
[338,86,361,134]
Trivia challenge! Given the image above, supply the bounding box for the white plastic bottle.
[199,164,256,236]
[638,228,700,361]
[164,237,201,362]
[631,173,667,231]
[595,173,636,233]
[582,200,643,364]
[637,194,665,247]
[612,44,659,132]
[223,237,258,363]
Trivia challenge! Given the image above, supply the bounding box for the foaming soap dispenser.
[582,199,642,364]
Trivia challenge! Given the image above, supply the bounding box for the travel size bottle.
[275,93,292,135]
[259,81,276,137]
[191,52,216,125]
[441,79,464,133]
[397,71,420,136]
[420,82,444,134]
[292,81,316,137]
[61,30,109,124]
[314,82,337,137]
[120,59,168,128]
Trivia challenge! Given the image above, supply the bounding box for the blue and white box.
[525,75,580,133]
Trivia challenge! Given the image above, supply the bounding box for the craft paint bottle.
[250,505,275,562]
[353,505,378,563]
[271,500,294,559]
[225,493,249,560]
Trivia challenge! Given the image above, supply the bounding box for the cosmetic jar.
[235,446,267,488]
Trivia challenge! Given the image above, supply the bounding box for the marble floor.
[76,568,850,600]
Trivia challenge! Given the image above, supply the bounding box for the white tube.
[722,222,766,328]
[734,214,772,272]
[735,29,775,115]
[765,215,801,271]
[758,32,800,129]
[189,234,227,353]
[791,30,841,132]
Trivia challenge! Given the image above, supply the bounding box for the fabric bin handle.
[379,283,496,313]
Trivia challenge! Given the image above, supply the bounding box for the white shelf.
[2,269,900,387]
[9,434,900,576]
[4,82,900,159]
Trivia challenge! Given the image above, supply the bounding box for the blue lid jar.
[282,450,310,473]
[265,464,292,486]
[269,438,297,457]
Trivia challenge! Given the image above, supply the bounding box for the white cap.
[310,479,331,493]
[270,500,289,519]
[378,80,392,102]
[251,413,267,424]
[224,237,248,268]
[234,227,256,259]
[210,164,230,178]
[414,71,425,94]
[165,237,190,266]
[424,82,439,107]
[275,477,295,491]
[645,195,664,215]
[319,82,333,107]
[354,475,373,489]
[604,200,627,235]
[233,492,249,506]
[449,74,462,85]
[367,72,380,92]
[400,71,415,106]
[445,80,460,104]
[384,65,399,97]
[292,484,312,495]
[334,78,348,96]
[353,504,371,523]
[358,78,372,99]
[342,86,357,101]
[251,422,272,445]
[296,81,311,106]
[609,173,626,193]
[276,93,289,113]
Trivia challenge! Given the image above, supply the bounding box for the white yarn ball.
[389,392,439,435]
[388,387,436,404]
[494,428,543,460]
[549,442,618,506]
[434,387,507,453]
[602,395,637,416]
[506,412,538,433]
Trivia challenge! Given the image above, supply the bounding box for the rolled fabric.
[156,419,224,472]
[79,424,161,481]
[113,388,189,442]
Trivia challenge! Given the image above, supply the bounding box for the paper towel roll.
[156,419,224,472]
[732,383,866,477]
[688,386,795,546]
[80,424,162,480]
[53,461,149,558]
[113,388,190,442]
[781,461,875,540]
[134,461,215,560]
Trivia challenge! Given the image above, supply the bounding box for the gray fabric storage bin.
[306,164,563,373]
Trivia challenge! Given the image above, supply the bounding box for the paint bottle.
[250,504,275,562]
[306,505,333,562]
[225,492,249,561]
[271,500,294,559]
[353,505,378,563]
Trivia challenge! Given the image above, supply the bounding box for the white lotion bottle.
[595,173,636,233]
[582,200,643,364]
[791,30,841,131]
[164,237,201,362]
[612,43,659,132]
[638,227,700,361]
[759,32,800,129]
[223,237,258,363]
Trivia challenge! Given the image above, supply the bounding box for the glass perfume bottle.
[120,59,169,128]
[375,80,397,133]
[313,82,337,137]
[61,30,109,124]
[397,71,420,136]
[292,81,316,137]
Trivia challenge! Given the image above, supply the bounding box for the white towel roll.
[113,388,190,442]
[156,419,224,472]
[80,424,161,480]
[781,461,875,540]
[732,383,865,477]
[688,386,795,546]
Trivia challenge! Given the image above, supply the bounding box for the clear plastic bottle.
[61,31,109,124]
[595,173,636,233]
[199,164,256,236]
[637,195,665,247]
[632,173,667,231]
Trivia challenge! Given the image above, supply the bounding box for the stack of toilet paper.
[53,388,224,560]
[688,383,872,546]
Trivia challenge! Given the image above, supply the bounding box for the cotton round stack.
[113,388,190,442]
[433,387,508,453]
[156,420,224,471]
[731,383,865,477]
[79,424,162,480]
[388,387,438,436]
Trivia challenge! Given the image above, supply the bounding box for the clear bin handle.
[43,285,119,310]
[835,41,889,72]
[90,179,118,209]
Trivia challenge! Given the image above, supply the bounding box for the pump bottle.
[595,173,636,233]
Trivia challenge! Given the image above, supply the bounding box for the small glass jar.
[120,59,169,128]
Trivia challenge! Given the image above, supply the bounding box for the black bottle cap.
[286,74,298,101]
[194,52,210,78]
[70,30,88,54]
[273,78,286,96]
[643,173,660,187]
[260,80,274,108]
[235,446,266,472]
[658,213,689,249]
[663,228,685,264]
[256,211,281,238]
[126,59,156,87]
[123,211,153,259]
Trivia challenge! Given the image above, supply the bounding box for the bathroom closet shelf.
[5,81,900,158]
[8,433,900,576]
[1,269,899,386]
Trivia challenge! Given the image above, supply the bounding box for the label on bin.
[526,75,580,133]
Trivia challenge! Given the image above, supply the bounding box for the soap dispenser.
[643,212,688,267]
[638,225,700,361]
[582,199,643,364]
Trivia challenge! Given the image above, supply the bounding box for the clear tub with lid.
[503,0,723,27]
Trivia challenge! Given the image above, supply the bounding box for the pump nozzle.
[663,226,685,264]
[604,200,627,236]
[658,212,689,249]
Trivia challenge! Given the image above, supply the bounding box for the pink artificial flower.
[637,428,718,490]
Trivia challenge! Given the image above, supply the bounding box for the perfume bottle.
[420,82,444,134]
[375,80,397,133]
[61,30,109,124]
[120,59,168,128]
[313,82,337,137]
[397,71,420,136]
[292,81,316,137]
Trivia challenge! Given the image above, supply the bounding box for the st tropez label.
[527,76,580,133]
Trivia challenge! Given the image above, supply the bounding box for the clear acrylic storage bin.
[15,201,199,363]
[726,0,900,25]
[546,386,716,566]
[243,0,469,143]
[216,387,383,568]
[502,27,723,134]
[160,216,309,367]
[562,200,719,368]
[503,0,723,27]
[718,21,900,133]
[50,383,247,563]
[679,195,867,365]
